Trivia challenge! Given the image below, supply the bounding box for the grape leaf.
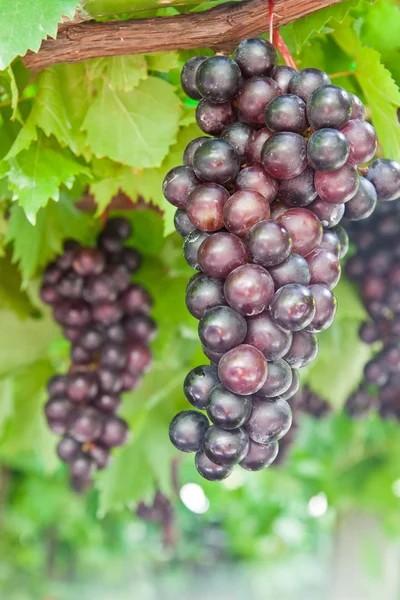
[146,52,179,73]
[6,196,96,285]
[83,76,181,169]
[0,377,13,440]
[87,55,148,91]
[0,0,80,70]
[0,253,37,317]
[302,277,374,410]
[7,141,91,223]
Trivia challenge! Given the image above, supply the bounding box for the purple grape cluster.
[40,218,156,491]
[346,199,400,420]
[161,37,400,481]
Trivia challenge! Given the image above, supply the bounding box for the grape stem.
[268,0,274,44]
[274,30,298,70]
[329,70,357,79]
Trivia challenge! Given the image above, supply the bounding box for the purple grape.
[364,359,388,387]
[366,159,400,201]
[69,407,104,443]
[88,444,110,469]
[57,436,81,463]
[106,323,126,344]
[103,217,132,240]
[125,314,157,343]
[93,393,121,413]
[269,199,290,220]
[277,208,322,256]
[246,128,273,165]
[244,397,292,443]
[73,248,105,276]
[275,368,300,401]
[77,328,104,354]
[181,56,206,99]
[105,264,130,293]
[246,219,292,268]
[186,274,225,319]
[186,183,229,232]
[239,438,278,470]
[359,321,380,344]
[341,119,377,165]
[198,306,247,353]
[63,326,82,342]
[234,38,277,78]
[288,68,331,101]
[40,283,59,305]
[193,139,240,185]
[220,122,253,160]
[224,264,275,316]
[43,262,62,284]
[83,274,118,304]
[183,229,209,270]
[47,374,67,398]
[262,132,308,180]
[223,189,271,238]
[121,371,141,392]
[320,230,341,257]
[203,425,249,466]
[162,166,200,209]
[174,209,196,237]
[284,330,318,368]
[126,343,152,374]
[98,368,122,394]
[237,77,281,125]
[245,311,292,361]
[70,344,92,365]
[202,345,225,364]
[184,364,220,410]
[278,166,317,208]
[207,384,253,430]
[57,272,84,299]
[66,372,98,403]
[314,165,359,204]
[121,284,152,315]
[307,128,349,172]
[183,137,209,167]
[268,253,311,287]
[235,166,278,203]
[97,231,123,254]
[307,85,352,129]
[197,232,248,279]
[47,419,69,435]
[196,99,235,135]
[196,56,242,103]
[100,342,127,370]
[257,359,292,397]
[269,284,316,331]
[270,65,296,93]
[306,249,341,289]
[218,344,268,395]
[70,454,95,480]
[169,410,209,453]
[53,301,91,328]
[195,450,233,481]
[350,94,365,120]
[100,416,129,447]
[308,197,345,228]
[265,94,308,133]
[45,397,74,422]
[92,302,123,326]
[331,224,349,259]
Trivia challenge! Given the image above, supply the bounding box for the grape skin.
[366,159,400,202]
[223,189,271,238]
[306,248,341,289]
[307,128,349,172]
[196,56,242,103]
[186,183,229,232]
[198,306,247,353]
[270,65,296,93]
[224,264,275,316]
[314,165,360,204]
[341,119,377,166]
[288,68,331,101]
[186,274,226,319]
[256,358,293,397]
[244,397,292,444]
[169,410,209,453]
[195,450,233,481]
[268,253,311,287]
[162,166,200,209]
[265,94,308,133]
[246,219,292,268]
[277,208,323,257]
[269,284,316,331]
[181,56,207,100]
[239,438,279,470]
[245,311,293,361]
[218,344,268,395]
[261,132,308,180]
[235,166,278,203]
[197,232,248,279]
[184,364,220,410]
[307,85,352,130]
[207,384,253,430]
[193,139,240,185]
[237,77,281,125]
[221,122,253,160]
[196,100,235,135]
[203,425,249,466]
[278,167,317,208]
[345,178,377,221]
[284,330,318,368]
[234,38,277,78]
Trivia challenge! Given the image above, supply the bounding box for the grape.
[224,264,274,316]
[66,372,98,403]
[47,419,68,435]
[106,323,126,344]
[185,274,226,319]
[43,262,62,284]
[220,122,253,160]
[218,344,268,395]
[284,330,318,368]
[181,56,206,99]
[58,240,81,270]
[246,220,291,268]
[203,425,249,466]
[174,208,196,237]
[57,436,81,463]
[69,407,104,443]
[197,232,248,279]
[246,128,272,165]
[162,166,200,208]
[121,371,141,392]
[195,450,233,481]
[70,454,95,480]
[223,190,271,238]
[319,230,341,257]
[364,359,388,387]
[88,444,110,470]
[308,197,344,228]
[45,397,74,422]
[307,128,349,172]
[288,68,331,101]
[270,199,290,219]
[366,159,400,201]
[47,374,67,398]
[73,248,105,276]
[270,65,296,93]
[307,85,352,129]
[237,77,281,125]
[235,166,278,203]
[193,139,240,184]
[53,301,91,328]
[83,273,118,304]
[169,410,209,453]
[245,311,292,361]
[234,38,277,78]
[277,208,322,256]
[186,183,229,232]
[100,342,127,370]
[121,284,152,315]
[345,178,377,222]
[97,232,123,254]
[359,321,380,344]
[207,384,253,430]
[63,326,82,342]
[362,275,386,301]
[93,393,121,413]
[265,94,308,133]
[244,397,292,444]
[105,265,130,293]
[70,344,92,365]
[126,343,152,374]
[92,301,123,326]
[268,253,311,287]
[257,359,292,397]
[114,247,141,273]
[183,137,209,166]
[40,283,59,305]
[57,272,84,299]
[350,94,365,120]
[306,249,341,289]
[103,217,132,240]
[196,56,242,103]
[196,99,235,135]
[202,345,225,364]
[125,314,157,343]
[261,132,308,180]
[239,438,278,470]
[314,165,359,204]
[341,119,377,165]
[275,368,300,401]
[100,416,129,447]
[278,166,317,208]
[184,364,220,410]
[269,284,316,331]
[331,224,349,259]
[198,306,247,353]
[183,229,209,270]
[98,368,122,394]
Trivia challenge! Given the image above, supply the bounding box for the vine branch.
[23,0,344,72]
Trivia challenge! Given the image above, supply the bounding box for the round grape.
[181,56,206,99]
[277,208,322,256]
[308,197,344,228]
[183,136,209,166]
[218,344,268,395]
[223,189,271,238]
[237,77,281,125]
[261,132,308,180]
[306,284,337,333]
[307,85,352,129]
[284,330,318,368]
[345,178,377,221]
[235,166,278,203]
[269,284,316,331]
[245,311,292,361]
[278,166,317,208]
[256,359,293,397]
[197,232,248,279]
[186,183,229,232]
[195,450,233,481]
[244,397,292,444]
[268,253,311,287]
[196,99,235,135]
[162,166,200,208]
[169,410,209,453]
[234,38,277,78]
[193,139,240,185]
[221,122,253,160]
[341,119,377,165]
[315,165,359,204]
[183,229,209,270]
[196,56,242,103]
[100,416,129,448]
[246,128,273,166]
[203,425,249,466]
[174,209,196,237]
[186,274,226,319]
[366,159,400,201]
[207,384,253,430]
[307,128,349,172]
[198,305,247,353]
[69,407,104,443]
[288,68,331,101]
[224,264,274,316]
[239,438,278,470]
[184,364,220,410]
[265,94,308,133]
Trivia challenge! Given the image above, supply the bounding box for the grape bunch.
[163,37,400,481]
[346,199,400,420]
[40,217,156,492]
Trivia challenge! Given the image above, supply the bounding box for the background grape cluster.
[40,218,156,492]
[163,37,400,481]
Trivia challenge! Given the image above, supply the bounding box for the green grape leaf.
[7,141,91,223]
[146,52,179,73]
[0,0,80,70]
[83,76,181,169]
[6,196,96,285]
[302,277,374,410]
[0,253,37,317]
[0,377,13,440]
[87,55,148,91]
